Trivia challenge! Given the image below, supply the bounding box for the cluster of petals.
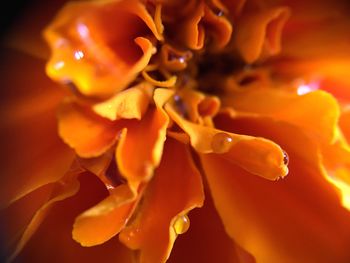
[1,0,350,262]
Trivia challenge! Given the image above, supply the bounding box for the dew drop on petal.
[173,214,190,235]
[283,150,289,165]
[211,132,233,154]
[74,50,84,60]
[216,10,224,16]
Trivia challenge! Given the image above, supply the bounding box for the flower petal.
[6,169,81,262]
[119,138,204,263]
[0,49,75,207]
[92,82,153,121]
[235,7,290,63]
[14,172,134,263]
[166,104,287,180]
[202,4,232,50]
[222,89,340,143]
[116,88,173,188]
[72,184,136,247]
[205,114,350,263]
[58,100,124,158]
[169,190,255,263]
[44,0,158,98]
[175,2,205,50]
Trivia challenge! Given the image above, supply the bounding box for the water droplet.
[216,10,224,16]
[74,50,84,60]
[211,132,233,154]
[173,95,188,117]
[283,150,289,165]
[173,214,190,235]
[168,52,186,64]
[104,160,126,188]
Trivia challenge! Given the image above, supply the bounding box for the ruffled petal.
[0,49,75,207]
[44,0,159,98]
[119,138,204,263]
[72,184,137,247]
[234,7,290,63]
[203,115,350,263]
[14,172,134,263]
[166,104,287,180]
[340,108,350,142]
[92,82,153,121]
[58,100,124,158]
[202,4,232,50]
[174,2,205,50]
[116,88,173,189]
[222,89,340,144]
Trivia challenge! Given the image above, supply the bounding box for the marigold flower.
[1,0,350,262]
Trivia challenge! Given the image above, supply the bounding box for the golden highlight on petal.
[93,82,153,121]
[44,0,159,98]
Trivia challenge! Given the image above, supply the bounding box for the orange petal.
[223,89,340,144]
[175,2,205,50]
[119,138,204,263]
[169,190,255,263]
[58,100,124,158]
[166,104,287,180]
[14,172,134,263]
[282,4,350,60]
[116,88,173,188]
[234,7,290,63]
[44,0,158,98]
[203,116,350,263]
[72,184,137,247]
[6,170,81,262]
[202,4,232,50]
[160,44,193,72]
[92,82,153,121]
[0,49,75,207]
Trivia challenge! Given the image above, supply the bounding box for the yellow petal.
[166,104,288,180]
[119,138,204,263]
[93,82,153,121]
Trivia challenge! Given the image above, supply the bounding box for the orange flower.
[1,0,350,262]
